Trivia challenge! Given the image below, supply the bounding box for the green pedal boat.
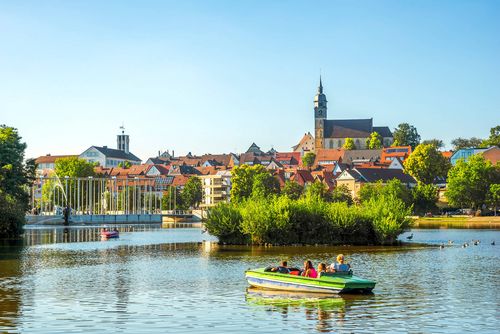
[245,268,376,294]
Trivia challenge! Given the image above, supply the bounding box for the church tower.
[117,125,130,154]
[314,76,327,151]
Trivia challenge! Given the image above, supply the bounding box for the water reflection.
[0,228,498,333]
[23,224,162,246]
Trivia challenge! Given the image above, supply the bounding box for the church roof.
[373,126,392,138]
[324,119,373,138]
[324,119,392,139]
[246,143,263,154]
[92,146,141,162]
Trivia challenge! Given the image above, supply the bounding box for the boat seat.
[319,270,352,278]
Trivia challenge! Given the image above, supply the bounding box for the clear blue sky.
[1,0,499,160]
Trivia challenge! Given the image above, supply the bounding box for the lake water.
[0,226,498,333]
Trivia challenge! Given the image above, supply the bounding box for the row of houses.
[35,129,500,208]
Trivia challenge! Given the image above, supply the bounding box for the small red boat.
[101,231,119,238]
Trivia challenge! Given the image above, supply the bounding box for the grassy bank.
[414,216,500,229]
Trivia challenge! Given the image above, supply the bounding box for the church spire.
[318,75,323,94]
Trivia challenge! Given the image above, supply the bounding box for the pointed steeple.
[318,76,323,94]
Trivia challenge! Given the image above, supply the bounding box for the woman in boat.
[317,262,327,276]
[329,254,350,272]
[301,260,317,278]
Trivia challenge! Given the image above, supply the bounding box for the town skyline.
[2,1,499,159]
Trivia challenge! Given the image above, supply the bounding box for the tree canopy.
[54,157,96,177]
[392,123,421,149]
[482,125,500,147]
[421,139,444,149]
[343,138,356,150]
[301,152,316,169]
[366,132,383,149]
[181,177,202,208]
[282,180,303,200]
[451,137,483,150]
[446,154,500,209]
[0,125,35,237]
[252,172,281,198]
[231,165,272,203]
[403,144,450,184]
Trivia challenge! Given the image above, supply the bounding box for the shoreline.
[413,216,500,229]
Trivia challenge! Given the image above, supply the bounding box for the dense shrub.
[205,194,412,245]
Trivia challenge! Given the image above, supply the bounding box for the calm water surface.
[0,226,498,333]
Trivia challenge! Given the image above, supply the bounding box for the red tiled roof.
[314,149,345,165]
[35,155,78,164]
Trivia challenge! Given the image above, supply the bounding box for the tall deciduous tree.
[366,132,383,149]
[487,184,500,216]
[421,139,444,149]
[305,180,330,201]
[0,125,35,237]
[343,138,356,150]
[252,173,280,198]
[451,137,483,150]
[301,152,316,169]
[54,157,96,177]
[412,183,439,214]
[392,123,421,149]
[230,165,268,203]
[181,176,202,208]
[331,184,353,205]
[404,144,450,184]
[446,154,499,209]
[482,125,500,147]
[282,181,303,200]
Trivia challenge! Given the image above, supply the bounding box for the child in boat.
[329,254,350,272]
[301,260,318,278]
[317,263,327,276]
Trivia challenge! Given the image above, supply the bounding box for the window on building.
[329,140,333,149]
[338,140,342,147]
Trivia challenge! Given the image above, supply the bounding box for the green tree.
[359,179,412,206]
[366,132,383,149]
[252,173,280,198]
[161,186,183,210]
[282,181,303,200]
[392,123,421,149]
[343,138,356,150]
[54,157,96,177]
[305,180,330,201]
[230,165,268,203]
[421,139,444,149]
[404,144,451,184]
[451,137,483,150]
[118,161,132,168]
[0,125,35,237]
[446,154,499,209]
[482,125,500,147]
[301,152,316,169]
[331,184,353,205]
[487,184,500,216]
[181,177,202,208]
[412,183,438,215]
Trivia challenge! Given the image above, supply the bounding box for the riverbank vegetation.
[0,125,35,238]
[205,165,412,245]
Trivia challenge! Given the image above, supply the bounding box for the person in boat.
[113,228,118,233]
[301,260,317,278]
[317,262,327,275]
[329,254,350,272]
[270,260,290,274]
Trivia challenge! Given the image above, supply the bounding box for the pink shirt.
[303,268,318,278]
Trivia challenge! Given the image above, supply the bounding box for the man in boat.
[270,260,290,274]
